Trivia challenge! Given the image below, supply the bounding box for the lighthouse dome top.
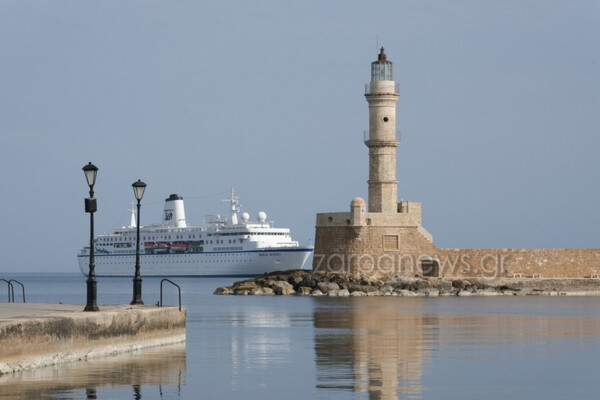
[371,47,393,81]
[351,197,366,207]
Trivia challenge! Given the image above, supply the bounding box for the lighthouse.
[313,48,433,275]
[312,48,599,281]
[365,47,400,213]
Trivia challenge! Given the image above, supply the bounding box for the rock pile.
[214,270,600,297]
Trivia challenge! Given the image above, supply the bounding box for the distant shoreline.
[214,269,600,297]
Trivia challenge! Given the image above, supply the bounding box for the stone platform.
[0,303,186,375]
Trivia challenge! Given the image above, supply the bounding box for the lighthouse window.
[383,117,389,122]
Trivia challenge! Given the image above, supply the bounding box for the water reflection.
[228,310,292,389]
[313,297,600,399]
[314,298,435,399]
[0,342,186,399]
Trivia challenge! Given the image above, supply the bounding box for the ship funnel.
[163,194,187,228]
[129,203,136,228]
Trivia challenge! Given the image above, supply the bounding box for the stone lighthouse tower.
[313,48,434,276]
[365,47,400,213]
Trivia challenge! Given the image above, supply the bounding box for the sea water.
[1,273,599,399]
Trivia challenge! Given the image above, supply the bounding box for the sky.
[0,1,598,273]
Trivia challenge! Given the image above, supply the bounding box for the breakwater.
[214,269,600,296]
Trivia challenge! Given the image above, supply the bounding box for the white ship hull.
[78,247,312,277]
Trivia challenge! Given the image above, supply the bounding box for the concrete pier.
[0,303,186,375]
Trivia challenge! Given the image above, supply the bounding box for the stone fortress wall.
[313,198,600,279]
[313,49,600,280]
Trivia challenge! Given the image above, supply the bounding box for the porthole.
[383,117,389,122]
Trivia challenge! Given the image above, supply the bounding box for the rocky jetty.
[214,270,600,297]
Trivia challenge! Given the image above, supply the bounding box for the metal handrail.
[160,279,181,312]
[0,279,13,302]
[8,280,26,303]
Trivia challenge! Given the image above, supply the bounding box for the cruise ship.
[77,190,313,277]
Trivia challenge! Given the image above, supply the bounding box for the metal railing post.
[8,280,26,303]
[160,279,182,312]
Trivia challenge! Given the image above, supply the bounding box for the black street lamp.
[131,179,147,305]
[82,162,99,312]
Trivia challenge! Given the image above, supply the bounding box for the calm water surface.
[1,273,599,399]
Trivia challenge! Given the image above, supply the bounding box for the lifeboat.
[144,241,156,253]
[153,241,170,253]
[171,241,189,253]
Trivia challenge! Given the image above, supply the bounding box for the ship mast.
[225,188,240,225]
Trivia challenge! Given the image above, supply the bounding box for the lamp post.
[131,179,147,305]
[82,162,99,312]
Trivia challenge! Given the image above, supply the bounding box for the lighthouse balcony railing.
[364,130,401,143]
[364,83,400,95]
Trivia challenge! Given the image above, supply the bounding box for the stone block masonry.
[313,181,600,279]
[313,197,600,280]
[313,215,600,280]
[0,303,186,375]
